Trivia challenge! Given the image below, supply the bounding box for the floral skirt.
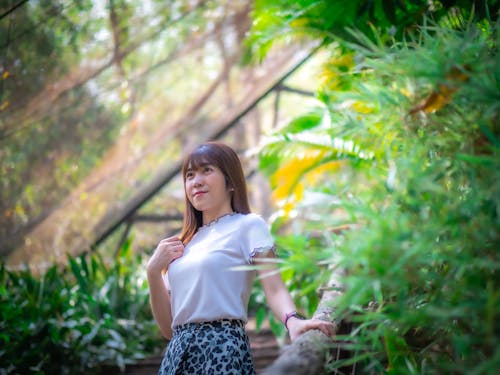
[158,319,255,375]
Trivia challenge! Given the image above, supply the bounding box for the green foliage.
[244,0,494,63]
[0,240,161,374]
[250,0,499,373]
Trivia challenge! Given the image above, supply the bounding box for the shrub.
[0,240,162,374]
[255,13,499,375]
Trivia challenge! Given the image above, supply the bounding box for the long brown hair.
[179,141,251,244]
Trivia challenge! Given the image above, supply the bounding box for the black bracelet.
[284,310,306,330]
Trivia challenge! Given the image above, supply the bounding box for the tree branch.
[262,267,346,375]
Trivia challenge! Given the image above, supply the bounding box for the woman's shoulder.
[236,212,270,230]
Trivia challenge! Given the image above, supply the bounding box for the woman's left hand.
[286,317,335,342]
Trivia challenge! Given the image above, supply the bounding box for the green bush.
[0,240,161,374]
[326,23,498,374]
[252,2,499,373]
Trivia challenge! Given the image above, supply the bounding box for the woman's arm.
[255,254,334,341]
[147,270,173,339]
[147,236,184,339]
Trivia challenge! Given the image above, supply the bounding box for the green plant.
[0,239,162,374]
[250,1,499,373]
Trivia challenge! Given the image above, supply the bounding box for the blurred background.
[1,0,322,269]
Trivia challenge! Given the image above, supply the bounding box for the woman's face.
[184,162,232,220]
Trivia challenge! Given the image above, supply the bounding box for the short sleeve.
[242,214,275,263]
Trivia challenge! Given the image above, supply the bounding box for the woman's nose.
[192,173,203,186]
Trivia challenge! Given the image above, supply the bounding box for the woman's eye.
[204,166,212,172]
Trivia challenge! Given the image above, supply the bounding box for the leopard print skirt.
[158,319,255,375]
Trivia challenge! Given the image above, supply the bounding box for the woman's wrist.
[146,261,165,278]
[283,310,306,330]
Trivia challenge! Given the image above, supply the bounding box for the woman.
[147,141,334,374]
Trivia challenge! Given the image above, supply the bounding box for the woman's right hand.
[147,236,184,275]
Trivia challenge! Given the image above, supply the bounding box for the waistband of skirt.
[173,319,245,332]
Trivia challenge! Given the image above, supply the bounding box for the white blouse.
[165,213,275,328]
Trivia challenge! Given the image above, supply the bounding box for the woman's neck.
[202,208,234,226]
